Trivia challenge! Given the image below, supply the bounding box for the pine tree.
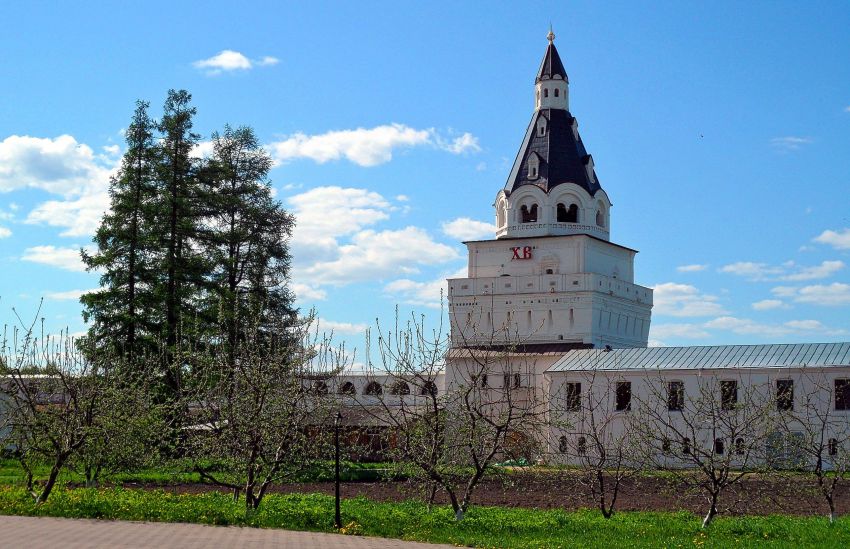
[81,101,158,364]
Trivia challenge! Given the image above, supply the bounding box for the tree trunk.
[37,462,64,504]
[702,493,719,528]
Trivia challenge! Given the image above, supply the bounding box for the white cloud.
[317,318,368,336]
[649,323,711,340]
[676,264,707,273]
[770,136,813,151]
[441,217,496,241]
[814,228,850,250]
[773,283,850,307]
[719,260,844,282]
[21,245,89,272]
[751,299,787,311]
[435,132,481,154]
[287,186,393,265]
[704,315,847,337]
[192,50,279,75]
[44,288,95,301]
[191,140,215,159]
[475,162,487,172]
[384,267,467,309]
[257,56,279,66]
[291,282,327,302]
[652,282,727,317]
[26,191,110,237]
[268,124,480,167]
[844,106,850,113]
[0,226,10,238]
[782,260,844,281]
[719,262,784,281]
[0,134,112,196]
[0,134,116,237]
[395,194,409,202]
[297,226,459,286]
[270,124,431,167]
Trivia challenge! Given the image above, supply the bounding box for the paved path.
[0,516,457,548]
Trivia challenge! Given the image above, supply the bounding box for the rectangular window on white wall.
[615,381,631,411]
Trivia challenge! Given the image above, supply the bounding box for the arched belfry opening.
[557,203,579,223]
[520,204,538,223]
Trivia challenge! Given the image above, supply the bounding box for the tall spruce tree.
[153,89,206,397]
[201,125,296,368]
[81,101,158,364]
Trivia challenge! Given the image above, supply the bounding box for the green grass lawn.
[1,486,848,548]
[0,458,395,487]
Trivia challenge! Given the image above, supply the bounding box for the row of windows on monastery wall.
[309,379,437,397]
[556,378,850,457]
[559,378,850,414]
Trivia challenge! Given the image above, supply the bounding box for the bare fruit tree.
[186,312,347,511]
[632,371,774,528]
[359,305,547,521]
[1,312,116,504]
[549,366,640,518]
[774,368,850,523]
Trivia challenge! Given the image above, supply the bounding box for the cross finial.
[547,24,555,43]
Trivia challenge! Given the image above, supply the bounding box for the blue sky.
[1,1,849,356]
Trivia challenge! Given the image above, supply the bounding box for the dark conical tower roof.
[536,39,568,83]
[504,32,601,198]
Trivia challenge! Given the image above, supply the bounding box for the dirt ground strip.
[126,471,849,517]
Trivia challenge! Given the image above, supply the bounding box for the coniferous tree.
[201,125,296,368]
[153,89,206,397]
[81,101,158,364]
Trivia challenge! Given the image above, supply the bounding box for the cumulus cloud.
[317,318,368,336]
[0,134,116,237]
[676,264,707,273]
[772,283,850,307]
[193,50,279,75]
[43,288,95,301]
[297,226,458,286]
[0,226,10,238]
[719,260,844,282]
[441,217,496,241]
[268,124,481,167]
[770,136,813,152]
[751,299,787,311]
[21,245,89,272]
[26,191,110,237]
[814,228,850,250]
[384,267,467,309]
[0,134,112,196]
[291,282,327,302]
[287,186,393,265]
[652,282,727,317]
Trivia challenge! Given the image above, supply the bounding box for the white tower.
[448,32,653,351]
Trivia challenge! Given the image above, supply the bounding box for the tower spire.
[547,24,555,44]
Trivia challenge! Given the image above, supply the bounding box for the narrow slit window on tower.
[544,88,549,98]
[554,88,559,97]
[527,152,540,179]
